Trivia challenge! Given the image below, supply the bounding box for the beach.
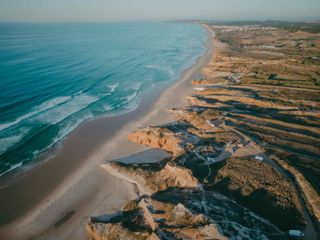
[0,24,214,240]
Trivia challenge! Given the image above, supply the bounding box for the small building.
[194,87,205,91]
[206,120,215,128]
[255,156,264,162]
[207,157,216,163]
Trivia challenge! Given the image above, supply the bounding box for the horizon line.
[0,18,319,24]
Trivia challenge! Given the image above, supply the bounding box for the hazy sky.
[1,0,320,22]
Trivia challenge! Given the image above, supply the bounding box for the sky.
[0,0,320,22]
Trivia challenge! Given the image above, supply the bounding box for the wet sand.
[0,24,214,240]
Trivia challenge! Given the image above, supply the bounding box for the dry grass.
[209,158,305,229]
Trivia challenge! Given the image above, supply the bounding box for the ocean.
[0,22,207,177]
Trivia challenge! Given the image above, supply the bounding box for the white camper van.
[288,230,304,238]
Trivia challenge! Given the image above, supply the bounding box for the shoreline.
[0,24,214,239]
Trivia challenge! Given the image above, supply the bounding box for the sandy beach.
[0,24,214,240]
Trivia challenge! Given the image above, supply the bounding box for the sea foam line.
[0,96,71,132]
[0,162,23,177]
[35,93,98,125]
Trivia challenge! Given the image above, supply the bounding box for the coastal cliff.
[102,161,198,196]
[87,23,320,239]
[86,195,228,240]
[128,127,185,156]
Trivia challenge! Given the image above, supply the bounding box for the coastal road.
[259,149,318,239]
[216,124,318,239]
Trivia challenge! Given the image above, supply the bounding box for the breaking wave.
[0,22,207,176]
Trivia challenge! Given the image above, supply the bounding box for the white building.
[255,156,264,162]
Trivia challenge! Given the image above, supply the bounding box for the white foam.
[146,64,174,78]
[103,104,116,112]
[0,135,23,153]
[55,113,94,143]
[0,96,71,132]
[0,162,23,177]
[35,93,98,125]
[167,67,174,77]
[0,127,30,154]
[107,83,119,93]
[122,94,140,113]
[146,64,162,70]
[31,112,94,159]
[124,90,138,102]
[132,82,143,91]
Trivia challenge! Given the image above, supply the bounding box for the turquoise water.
[0,22,207,176]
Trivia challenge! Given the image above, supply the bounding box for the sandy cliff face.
[87,189,285,240]
[101,161,198,196]
[86,196,227,240]
[128,127,185,156]
[87,23,320,239]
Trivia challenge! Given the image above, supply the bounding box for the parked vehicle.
[288,230,304,238]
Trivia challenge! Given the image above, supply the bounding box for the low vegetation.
[87,22,320,239]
